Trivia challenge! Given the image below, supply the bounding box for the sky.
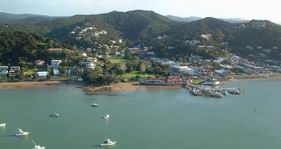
[0,0,280,23]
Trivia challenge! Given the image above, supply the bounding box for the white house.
[220,64,233,69]
[85,63,96,70]
[80,57,97,70]
[8,66,20,77]
[37,71,49,77]
[214,57,226,64]
[201,34,212,40]
[51,60,62,68]
[171,65,195,75]
[53,68,60,76]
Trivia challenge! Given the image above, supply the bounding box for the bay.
[1,80,281,149]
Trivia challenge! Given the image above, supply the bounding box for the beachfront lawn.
[122,71,156,79]
[191,79,204,84]
[23,68,37,76]
[49,76,71,81]
[108,57,130,64]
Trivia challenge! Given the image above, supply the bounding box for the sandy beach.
[0,81,62,89]
[82,83,140,94]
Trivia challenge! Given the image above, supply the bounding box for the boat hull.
[33,146,46,149]
[100,141,117,146]
[91,104,98,107]
[0,123,6,127]
[16,132,29,137]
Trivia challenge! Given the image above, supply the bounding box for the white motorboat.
[16,128,29,136]
[103,114,110,119]
[0,123,6,128]
[49,113,60,118]
[100,139,117,146]
[32,140,46,149]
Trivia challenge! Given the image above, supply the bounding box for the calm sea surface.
[1,80,281,149]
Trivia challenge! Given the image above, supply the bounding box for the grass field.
[191,79,203,84]
[23,68,37,76]
[108,57,130,64]
[122,71,156,79]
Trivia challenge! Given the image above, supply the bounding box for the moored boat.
[227,88,240,94]
[33,145,46,149]
[32,140,46,149]
[91,101,98,107]
[100,139,117,146]
[49,113,60,118]
[103,114,110,119]
[190,88,203,96]
[210,92,224,98]
[0,123,6,128]
[16,128,29,136]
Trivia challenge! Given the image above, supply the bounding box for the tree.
[139,63,146,72]
[124,49,133,60]
[111,64,125,75]
[120,63,128,72]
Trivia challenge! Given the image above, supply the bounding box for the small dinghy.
[100,138,117,146]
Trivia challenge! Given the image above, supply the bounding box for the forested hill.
[0,12,54,23]
[1,10,281,61]
[0,26,56,66]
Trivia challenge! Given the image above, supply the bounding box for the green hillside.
[1,10,281,62]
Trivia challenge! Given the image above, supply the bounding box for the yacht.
[0,123,6,128]
[16,128,29,136]
[91,101,98,107]
[32,141,46,149]
[100,138,117,146]
[103,114,110,119]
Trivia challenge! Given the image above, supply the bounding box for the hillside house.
[46,48,63,52]
[37,71,49,78]
[200,34,212,40]
[80,57,97,70]
[9,66,21,77]
[53,68,60,76]
[0,66,8,76]
[82,53,87,57]
[35,60,45,66]
[51,60,62,68]
[170,65,195,75]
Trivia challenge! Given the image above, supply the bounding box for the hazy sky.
[1,0,280,22]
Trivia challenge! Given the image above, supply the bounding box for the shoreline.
[0,73,280,92]
[0,81,63,89]
[221,73,281,84]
